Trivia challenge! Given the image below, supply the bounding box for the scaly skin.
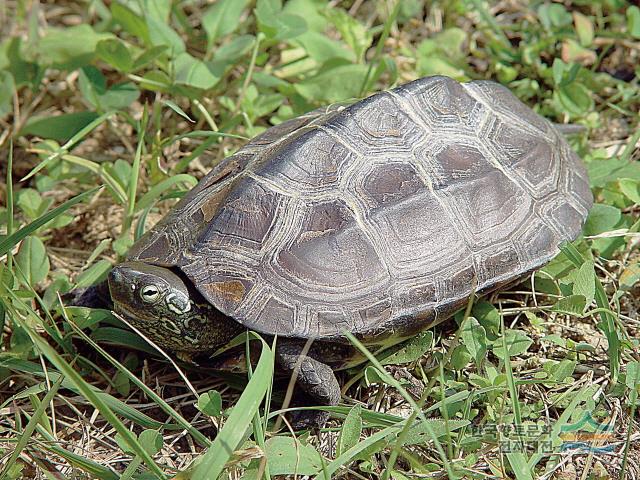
[108,262,243,352]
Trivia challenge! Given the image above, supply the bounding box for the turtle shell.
[127,76,592,342]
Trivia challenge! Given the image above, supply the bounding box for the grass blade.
[190,334,274,479]
[134,174,197,213]
[7,307,167,478]
[21,111,115,182]
[65,315,212,447]
[560,242,620,381]
[0,375,63,480]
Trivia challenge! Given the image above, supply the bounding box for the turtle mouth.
[111,299,152,326]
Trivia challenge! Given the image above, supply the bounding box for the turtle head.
[108,261,242,352]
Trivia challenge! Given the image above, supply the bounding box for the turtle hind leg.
[276,341,341,429]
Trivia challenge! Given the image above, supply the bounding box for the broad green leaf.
[555,82,593,117]
[214,34,255,63]
[337,404,362,456]
[202,0,249,45]
[264,436,322,475]
[197,390,222,417]
[144,0,171,23]
[461,317,487,367]
[561,39,595,65]
[628,5,640,39]
[625,361,640,390]
[402,419,469,446]
[5,37,42,88]
[38,25,111,69]
[0,70,14,118]
[620,262,640,291]
[295,64,369,103]
[113,369,131,397]
[295,31,354,64]
[419,28,467,61]
[173,53,220,90]
[538,3,572,29]
[15,236,49,285]
[364,365,386,385]
[451,344,472,370]
[545,359,577,383]
[140,70,172,92]
[573,11,594,46]
[324,9,372,62]
[283,0,327,32]
[17,188,48,220]
[583,203,622,236]
[572,260,596,307]
[147,16,185,54]
[20,111,101,143]
[79,67,139,110]
[110,2,150,44]
[96,39,134,72]
[492,330,533,357]
[619,178,640,204]
[139,430,163,455]
[588,157,640,188]
[255,0,307,40]
[380,331,433,365]
[472,301,501,336]
[541,240,592,280]
[132,45,168,71]
[552,294,587,315]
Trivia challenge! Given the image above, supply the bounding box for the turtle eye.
[140,285,160,303]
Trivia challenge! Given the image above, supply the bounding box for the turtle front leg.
[276,341,341,429]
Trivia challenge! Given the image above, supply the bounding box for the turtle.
[107,75,593,427]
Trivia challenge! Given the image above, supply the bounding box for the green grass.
[1,0,640,478]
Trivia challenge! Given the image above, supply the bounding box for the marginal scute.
[465,80,551,134]
[199,274,254,316]
[259,296,296,333]
[477,246,521,285]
